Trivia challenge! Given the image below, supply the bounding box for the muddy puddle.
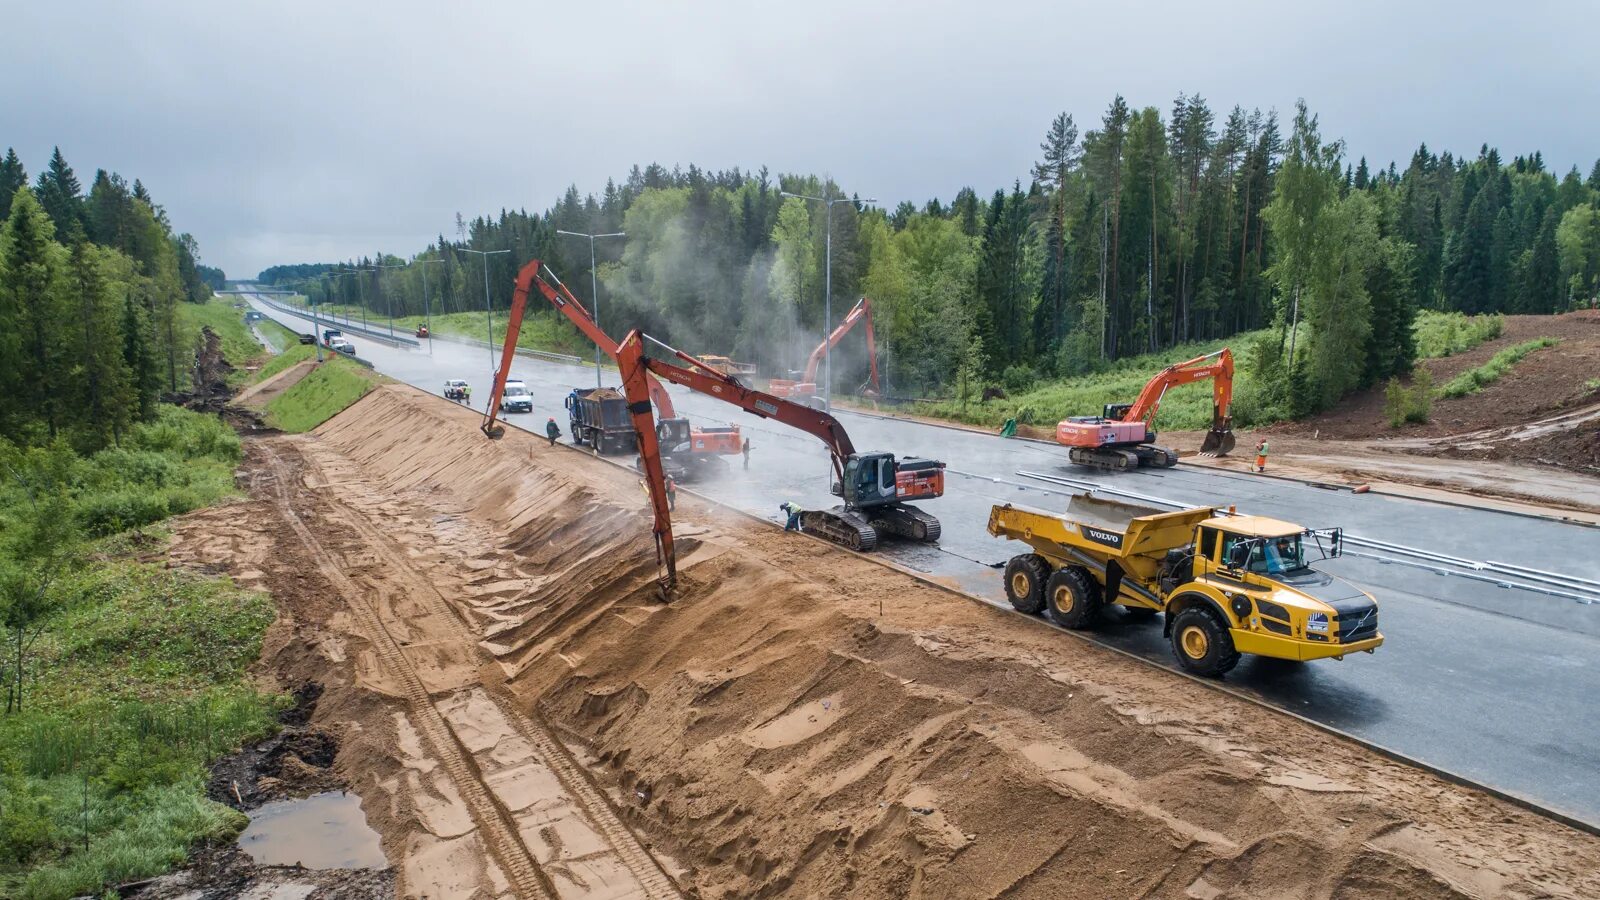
[238,790,387,870]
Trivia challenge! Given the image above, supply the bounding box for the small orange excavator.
[479,261,742,476]
[1055,348,1236,470]
[769,297,880,406]
[614,330,945,592]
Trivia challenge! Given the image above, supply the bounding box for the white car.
[500,380,533,413]
[329,337,356,355]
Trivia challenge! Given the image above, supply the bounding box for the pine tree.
[1519,208,1563,313]
[0,189,69,437]
[1589,159,1600,194]
[68,240,134,446]
[1363,237,1417,384]
[33,147,85,241]
[121,292,159,420]
[1354,157,1370,190]
[1032,112,1078,351]
[0,149,26,221]
[1445,188,1498,312]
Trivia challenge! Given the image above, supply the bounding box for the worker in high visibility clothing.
[779,501,802,532]
[1254,438,1270,473]
[665,475,677,511]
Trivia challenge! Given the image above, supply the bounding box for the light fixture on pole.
[413,257,444,353]
[780,189,875,411]
[556,229,625,388]
[374,261,409,338]
[454,246,513,387]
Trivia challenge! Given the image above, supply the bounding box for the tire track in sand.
[296,442,683,900]
[259,443,556,900]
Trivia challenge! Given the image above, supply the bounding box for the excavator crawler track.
[873,503,942,543]
[801,507,880,552]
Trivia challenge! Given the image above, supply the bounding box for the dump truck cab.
[989,495,1382,677]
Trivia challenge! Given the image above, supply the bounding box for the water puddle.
[238,791,387,869]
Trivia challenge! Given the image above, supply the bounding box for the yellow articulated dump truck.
[988,493,1383,676]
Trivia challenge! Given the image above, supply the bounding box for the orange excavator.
[1055,348,1236,471]
[614,330,945,592]
[479,261,742,477]
[769,297,880,406]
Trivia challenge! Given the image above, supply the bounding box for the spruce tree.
[33,147,85,241]
[68,240,134,446]
[0,189,69,437]
[1519,208,1563,313]
[121,291,159,420]
[0,149,26,221]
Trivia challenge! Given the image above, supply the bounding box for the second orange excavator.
[769,297,880,406]
[479,261,742,477]
[1055,348,1236,471]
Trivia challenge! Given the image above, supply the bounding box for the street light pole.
[781,190,875,411]
[556,229,625,388]
[455,246,512,388]
[375,261,408,338]
[415,257,444,354]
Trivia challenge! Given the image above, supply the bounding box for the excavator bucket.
[1199,416,1235,455]
[481,422,506,440]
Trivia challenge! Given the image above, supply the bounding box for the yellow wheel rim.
[1180,625,1209,659]
[1052,585,1075,613]
[1011,573,1029,598]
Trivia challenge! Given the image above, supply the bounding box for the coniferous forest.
[0,146,216,448]
[265,96,1600,421]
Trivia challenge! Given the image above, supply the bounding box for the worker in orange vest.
[1254,438,1270,473]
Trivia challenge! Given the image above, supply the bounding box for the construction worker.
[780,501,802,532]
[742,437,751,470]
[665,475,677,511]
[463,384,472,406]
[1255,438,1270,473]
[546,417,561,446]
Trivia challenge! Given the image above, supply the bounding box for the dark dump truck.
[566,387,639,455]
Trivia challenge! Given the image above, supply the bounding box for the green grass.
[263,356,382,432]
[307,301,591,359]
[175,298,266,389]
[254,317,302,354]
[250,343,318,385]
[907,330,1272,432]
[1414,310,1504,359]
[0,406,280,900]
[1437,337,1560,398]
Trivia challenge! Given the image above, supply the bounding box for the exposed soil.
[234,357,318,410]
[163,384,1600,899]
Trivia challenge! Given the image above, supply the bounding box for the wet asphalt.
[249,295,1600,827]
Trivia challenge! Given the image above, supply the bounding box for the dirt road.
[168,385,1600,898]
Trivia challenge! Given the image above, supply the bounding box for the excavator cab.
[1103,402,1134,421]
[837,452,900,509]
[656,417,692,454]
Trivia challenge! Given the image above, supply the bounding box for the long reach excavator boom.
[770,296,880,403]
[614,330,944,594]
[481,261,741,466]
[1054,348,1236,471]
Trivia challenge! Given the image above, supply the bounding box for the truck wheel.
[1003,554,1049,614]
[1044,568,1100,629]
[1169,607,1240,677]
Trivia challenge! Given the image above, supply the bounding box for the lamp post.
[374,261,408,338]
[455,246,512,385]
[414,257,444,353]
[780,189,875,410]
[556,229,625,388]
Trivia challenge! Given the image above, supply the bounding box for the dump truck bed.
[989,493,1216,562]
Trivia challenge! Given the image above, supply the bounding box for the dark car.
[298,333,316,345]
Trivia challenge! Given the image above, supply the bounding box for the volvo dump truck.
[989,494,1382,676]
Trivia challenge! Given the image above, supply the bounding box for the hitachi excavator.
[1055,348,1236,471]
[614,330,944,592]
[479,260,742,477]
[769,297,880,406]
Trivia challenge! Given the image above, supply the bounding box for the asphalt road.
[247,293,1600,826]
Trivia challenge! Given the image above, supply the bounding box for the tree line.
[0,146,217,449]
[269,94,1600,415]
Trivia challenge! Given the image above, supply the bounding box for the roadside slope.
[245,384,1599,899]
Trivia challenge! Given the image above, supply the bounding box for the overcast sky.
[5,1,1595,278]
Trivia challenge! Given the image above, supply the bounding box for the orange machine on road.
[769,297,880,405]
[480,261,741,476]
[1055,348,1236,470]
[612,331,944,592]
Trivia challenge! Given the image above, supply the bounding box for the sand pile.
[195,384,1598,899]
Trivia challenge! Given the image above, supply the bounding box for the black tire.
[1168,606,1240,677]
[1003,554,1049,614]
[1044,567,1100,629]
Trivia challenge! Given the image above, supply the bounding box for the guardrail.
[1011,469,1600,605]
[424,329,583,365]
[249,295,421,348]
